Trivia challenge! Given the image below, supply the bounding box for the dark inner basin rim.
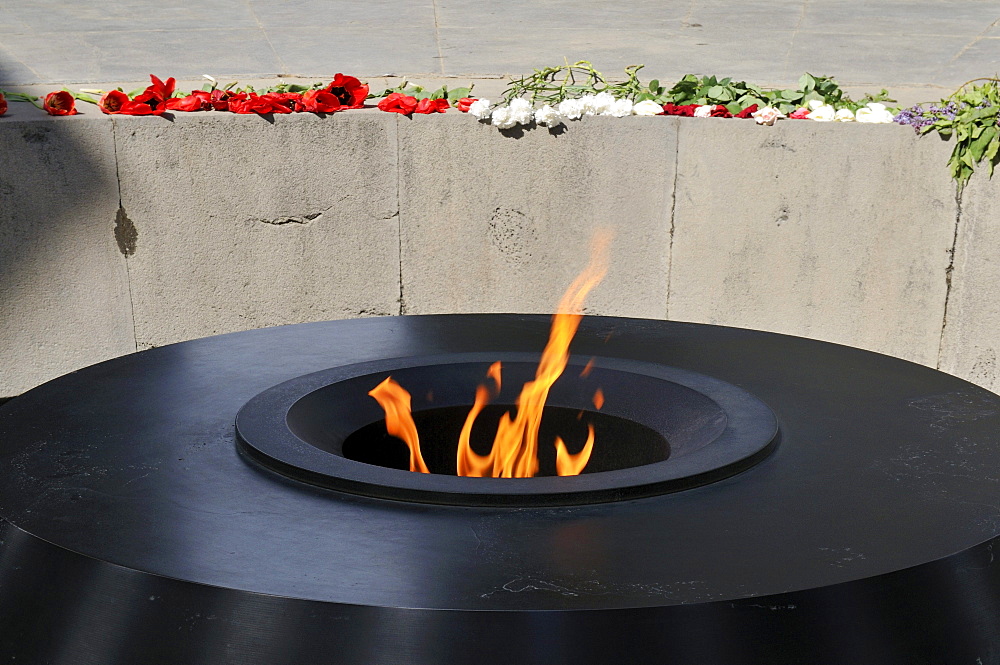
[235,352,779,506]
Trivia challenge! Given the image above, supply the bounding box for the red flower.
[262,92,301,113]
[377,92,418,115]
[0,92,7,116]
[324,73,368,109]
[789,107,810,119]
[227,92,282,115]
[43,91,78,116]
[414,97,449,114]
[456,97,478,112]
[165,94,206,112]
[662,103,698,117]
[98,90,131,114]
[735,104,759,119]
[302,89,341,113]
[209,89,234,111]
[132,75,176,115]
[709,104,732,118]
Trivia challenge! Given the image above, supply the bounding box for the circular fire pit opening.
[237,352,779,505]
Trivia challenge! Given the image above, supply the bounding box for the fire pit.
[2,314,1000,664]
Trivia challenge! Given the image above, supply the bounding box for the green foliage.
[372,81,473,104]
[499,60,646,105]
[653,72,893,115]
[920,78,1000,193]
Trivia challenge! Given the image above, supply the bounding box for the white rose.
[834,108,855,122]
[534,104,562,127]
[752,106,785,126]
[807,99,826,111]
[632,100,663,116]
[806,104,834,121]
[606,98,634,117]
[508,97,533,125]
[855,102,894,124]
[468,98,492,120]
[557,98,584,120]
[490,105,517,129]
[693,105,713,118]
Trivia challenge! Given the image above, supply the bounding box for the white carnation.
[632,100,663,116]
[557,98,584,120]
[508,97,534,125]
[490,105,517,129]
[468,98,492,120]
[693,105,713,118]
[581,92,616,116]
[534,104,562,127]
[606,98,634,117]
[806,104,835,121]
[834,108,855,122]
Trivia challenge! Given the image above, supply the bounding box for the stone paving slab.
[0,0,996,90]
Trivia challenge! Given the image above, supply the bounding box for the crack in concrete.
[780,0,812,81]
[937,188,964,369]
[110,118,139,353]
[944,17,1000,68]
[244,0,289,76]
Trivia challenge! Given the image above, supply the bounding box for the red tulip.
[302,89,341,113]
[414,97,449,114]
[456,97,478,112]
[98,90,131,114]
[0,92,7,116]
[43,91,78,116]
[325,74,368,109]
[377,92,418,115]
[165,95,206,112]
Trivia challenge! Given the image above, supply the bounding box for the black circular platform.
[2,315,1000,664]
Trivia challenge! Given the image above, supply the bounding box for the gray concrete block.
[938,172,1000,392]
[114,110,400,349]
[397,113,676,318]
[668,119,957,366]
[0,115,134,395]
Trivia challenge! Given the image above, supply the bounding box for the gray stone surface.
[668,119,957,366]
[0,0,997,93]
[0,115,134,396]
[113,110,400,350]
[938,172,1000,393]
[397,113,676,318]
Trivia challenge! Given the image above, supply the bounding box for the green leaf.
[971,126,998,162]
[648,79,659,92]
[707,85,725,99]
[798,73,816,91]
[447,86,471,102]
[781,89,801,100]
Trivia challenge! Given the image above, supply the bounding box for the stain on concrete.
[114,207,137,256]
[21,126,49,144]
[489,207,536,263]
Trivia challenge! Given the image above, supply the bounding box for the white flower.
[752,106,785,126]
[834,108,855,122]
[508,97,533,125]
[855,102,894,124]
[693,105,714,118]
[807,99,826,111]
[581,92,616,116]
[606,98,634,117]
[806,104,835,121]
[202,74,217,85]
[557,98,584,120]
[468,98,492,120]
[534,104,562,127]
[632,100,663,116]
[490,105,517,129]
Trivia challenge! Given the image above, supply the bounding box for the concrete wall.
[0,110,993,397]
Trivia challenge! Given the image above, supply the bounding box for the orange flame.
[370,231,611,478]
[555,424,595,476]
[368,377,430,473]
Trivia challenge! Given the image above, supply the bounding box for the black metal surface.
[2,314,1000,664]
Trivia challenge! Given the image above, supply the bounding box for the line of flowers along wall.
[2,109,998,398]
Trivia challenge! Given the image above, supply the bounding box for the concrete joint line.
[395,114,406,315]
[111,118,139,353]
[937,188,964,369]
[665,121,680,320]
